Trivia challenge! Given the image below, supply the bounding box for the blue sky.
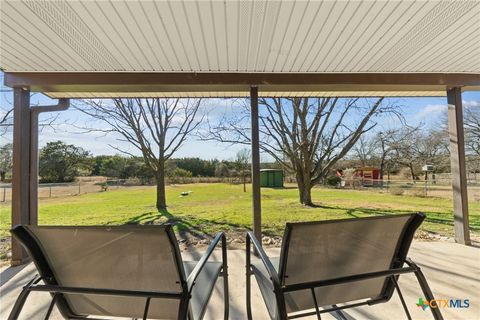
[1,72,479,160]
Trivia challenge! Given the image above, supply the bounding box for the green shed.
[260,169,284,188]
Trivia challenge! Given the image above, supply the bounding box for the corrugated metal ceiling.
[1,0,479,73]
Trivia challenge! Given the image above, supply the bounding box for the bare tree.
[234,148,250,192]
[0,143,13,181]
[0,108,13,132]
[78,98,202,210]
[464,106,480,157]
[0,73,13,137]
[0,89,62,137]
[439,105,479,173]
[204,97,397,206]
[374,131,392,180]
[386,126,449,180]
[352,131,397,180]
[352,135,378,167]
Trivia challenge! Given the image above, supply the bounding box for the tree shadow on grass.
[306,203,341,210]
[344,206,480,232]
[111,205,479,241]
[121,209,251,243]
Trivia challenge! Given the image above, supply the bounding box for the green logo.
[416,298,429,310]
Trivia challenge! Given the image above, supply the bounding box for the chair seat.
[252,258,353,320]
[183,261,223,320]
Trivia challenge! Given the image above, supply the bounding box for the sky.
[1,72,479,160]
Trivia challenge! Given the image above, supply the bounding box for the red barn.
[355,167,382,186]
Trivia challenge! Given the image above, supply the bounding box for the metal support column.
[447,87,470,245]
[29,100,69,222]
[11,88,31,265]
[11,90,70,265]
[250,86,262,244]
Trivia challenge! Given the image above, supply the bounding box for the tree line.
[0,141,255,184]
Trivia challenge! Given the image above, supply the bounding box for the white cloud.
[463,100,480,109]
[414,104,447,121]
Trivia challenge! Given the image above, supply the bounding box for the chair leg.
[222,234,229,320]
[246,236,253,320]
[407,259,444,320]
[391,276,412,320]
[310,288,321,320]
[329,306,349,320]
[142,297,151,320]
[8,286,32,320]
[43,294,59,320]
[8,275,41,320]
[177,292,190,320]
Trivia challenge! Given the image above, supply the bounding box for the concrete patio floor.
[1,240,479,320]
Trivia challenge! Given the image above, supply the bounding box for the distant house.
[354,167,383,187]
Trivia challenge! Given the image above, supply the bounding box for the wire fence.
[0,174,478,203]
[325,174,479,201]
[0,180,125,203]
[0,177,253,203]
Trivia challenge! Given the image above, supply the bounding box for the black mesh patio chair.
[246,213,443,320]
[9,224,228,320]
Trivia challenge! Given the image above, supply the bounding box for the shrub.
[99,182,109,192]
[171,168,192,178]
[389,187,404,196]
[169,168,193,184]
[325,176,341,187]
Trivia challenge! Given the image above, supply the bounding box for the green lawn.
[1,183,479,240]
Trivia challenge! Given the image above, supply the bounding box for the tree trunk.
[297,171,313,206]
[156,165,167,211]
[242,169,246,192]
[298,183,313,206]
[409,164,417,182]
[379,156,385,180]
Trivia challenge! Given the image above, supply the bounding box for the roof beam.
[5,72,480,89]
[4,72,479,98]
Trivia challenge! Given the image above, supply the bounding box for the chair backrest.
[278,213,424,310]
[12,224,187,319]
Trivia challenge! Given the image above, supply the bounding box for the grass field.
[1,183,479,242]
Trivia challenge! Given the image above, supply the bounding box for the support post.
[11,93,70,266]
[447,87,470,245]
[11,88,31,265]
[29,99,69,219]
[29,108,39,225]
[250,86,262,245]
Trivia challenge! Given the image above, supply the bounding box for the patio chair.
[246,213,443,320]
[8,224,228,320]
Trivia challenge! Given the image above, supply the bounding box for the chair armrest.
[246,231,281,287]
[186,232,226,293]
[246,231,288,319]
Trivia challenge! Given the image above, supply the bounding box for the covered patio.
[1,241,480,319]
[1,0,479,319]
